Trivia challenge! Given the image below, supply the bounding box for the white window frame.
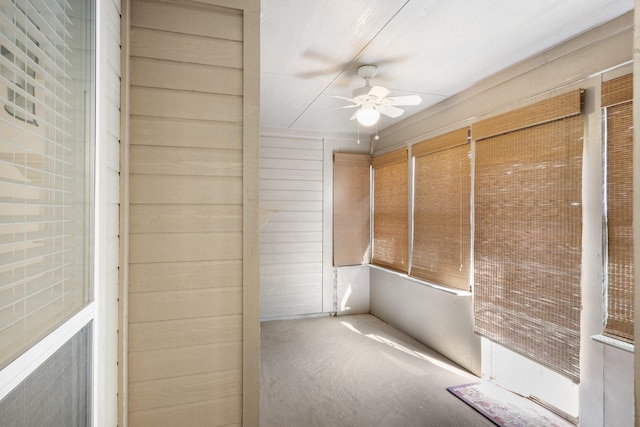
[0,1,107,424]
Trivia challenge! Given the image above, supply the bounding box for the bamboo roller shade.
[411,128,471,290]
[474,89,584,141]
[333,153,372,267]
[602,74,634,342]
[602,73,632,107]
[412,127,469,157]
[334,152,372,167]
[473,90,584,381]
[372,148,409,168]
[372,148,408,272]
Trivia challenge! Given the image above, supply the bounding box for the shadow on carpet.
[447,382,575,427]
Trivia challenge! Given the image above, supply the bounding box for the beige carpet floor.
[260,314,495,427]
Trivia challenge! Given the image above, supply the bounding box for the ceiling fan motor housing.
[357,65,378,79]
[352,85,376,102]
[353,65,380,102]
[338,64,420,122]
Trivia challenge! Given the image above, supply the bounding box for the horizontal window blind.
[473,90,584,381]
[411,128,470,290]
[333,153,371,267]
[372,148,408,272]
[0,0,93,368]
[602,73,633,342]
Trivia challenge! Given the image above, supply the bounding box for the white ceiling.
[260,0,634,138]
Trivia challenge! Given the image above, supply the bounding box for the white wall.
[369,12,634,426]
[260,130,371,319]
[260,135,325,318]
[369,268,481,376]
[336,266,370,316]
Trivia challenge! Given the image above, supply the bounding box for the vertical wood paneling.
[260,136,324,318]
[126,2,247,425]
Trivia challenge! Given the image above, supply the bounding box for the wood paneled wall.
[124,1,258,425]
[260,136,324,318]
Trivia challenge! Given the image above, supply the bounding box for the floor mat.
[447,382,574,427]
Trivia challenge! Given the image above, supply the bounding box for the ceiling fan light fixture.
[330,64,421,129]
[356,107,380,126]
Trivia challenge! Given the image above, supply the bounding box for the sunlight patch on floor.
[340,320,474,378]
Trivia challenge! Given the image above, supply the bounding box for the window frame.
[0,0,98,417]
[371,148,409,273]
[472,89,585,382]
[601,73,634,342]
[333,152,372,267]
[410,127,471,291]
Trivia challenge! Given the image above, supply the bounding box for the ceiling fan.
[331,65,422,126]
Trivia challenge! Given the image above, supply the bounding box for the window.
[333,153,371,266]
[411,128,471,291]
[473,90,584,381]
[602,73,633,342]
[0,0,95,369]
[372,148,408,272]
[0,324,91,425]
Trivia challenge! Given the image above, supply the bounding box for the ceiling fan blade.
[327,95,359,104]
[384,95,422,106]
[368,85,390,100]
[378,104,405,118]
[322,104,360,112]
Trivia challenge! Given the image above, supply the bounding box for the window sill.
[590,334,634,353]
[367,264,472,296]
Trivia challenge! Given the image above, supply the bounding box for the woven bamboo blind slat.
[474,89,584,141]
[333,153,372,267]
[411,129,471,290]
[334,152,373,167]
[602,74,634,342]
[372,148,408,168]
[372,148,408,272]
[474,91,584,382]
[412,127,469,157]
[602,73,633,108]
